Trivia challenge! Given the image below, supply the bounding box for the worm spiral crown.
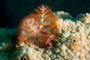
[17,5,58,43]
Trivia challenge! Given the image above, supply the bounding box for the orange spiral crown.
[17,5,58,44]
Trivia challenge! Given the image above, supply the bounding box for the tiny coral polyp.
[17,5,58,44]
[67,36,82,51]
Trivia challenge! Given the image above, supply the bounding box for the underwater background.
[1,0,90,60]
[1,0,90,28]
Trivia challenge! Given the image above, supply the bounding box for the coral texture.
[15,11,90,60]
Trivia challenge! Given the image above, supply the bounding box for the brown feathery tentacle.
[17,5,58,46]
